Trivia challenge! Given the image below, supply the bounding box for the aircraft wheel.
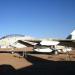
[54,50,58,55]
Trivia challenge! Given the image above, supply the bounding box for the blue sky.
[0,0,75,38]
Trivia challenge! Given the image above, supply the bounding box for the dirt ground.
[0,50,75,75]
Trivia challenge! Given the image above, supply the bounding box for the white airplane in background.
[17,30,75,54]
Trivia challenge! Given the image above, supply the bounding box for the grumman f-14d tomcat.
[17,30,75,54]
[0,30,75,55]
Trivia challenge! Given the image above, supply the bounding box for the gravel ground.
[0,50,75,75]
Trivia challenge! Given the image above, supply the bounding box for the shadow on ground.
[0,55,75,75]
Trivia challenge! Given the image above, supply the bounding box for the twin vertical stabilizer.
[66,30,75,40]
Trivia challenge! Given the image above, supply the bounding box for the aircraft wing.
[23,39,41,43]
[17,39,51,47]
[53,39,75,47]
[18,39,75,47]
[25,39,75,47]
[17,40,34,47]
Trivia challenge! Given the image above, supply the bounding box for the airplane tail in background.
[66,30,75,40]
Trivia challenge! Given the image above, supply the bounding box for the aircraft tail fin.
[66,30,75,40]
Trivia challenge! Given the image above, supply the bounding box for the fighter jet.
[17,30,75,55]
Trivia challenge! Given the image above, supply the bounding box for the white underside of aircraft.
[34,48,53,52]
[33,40,60,53]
